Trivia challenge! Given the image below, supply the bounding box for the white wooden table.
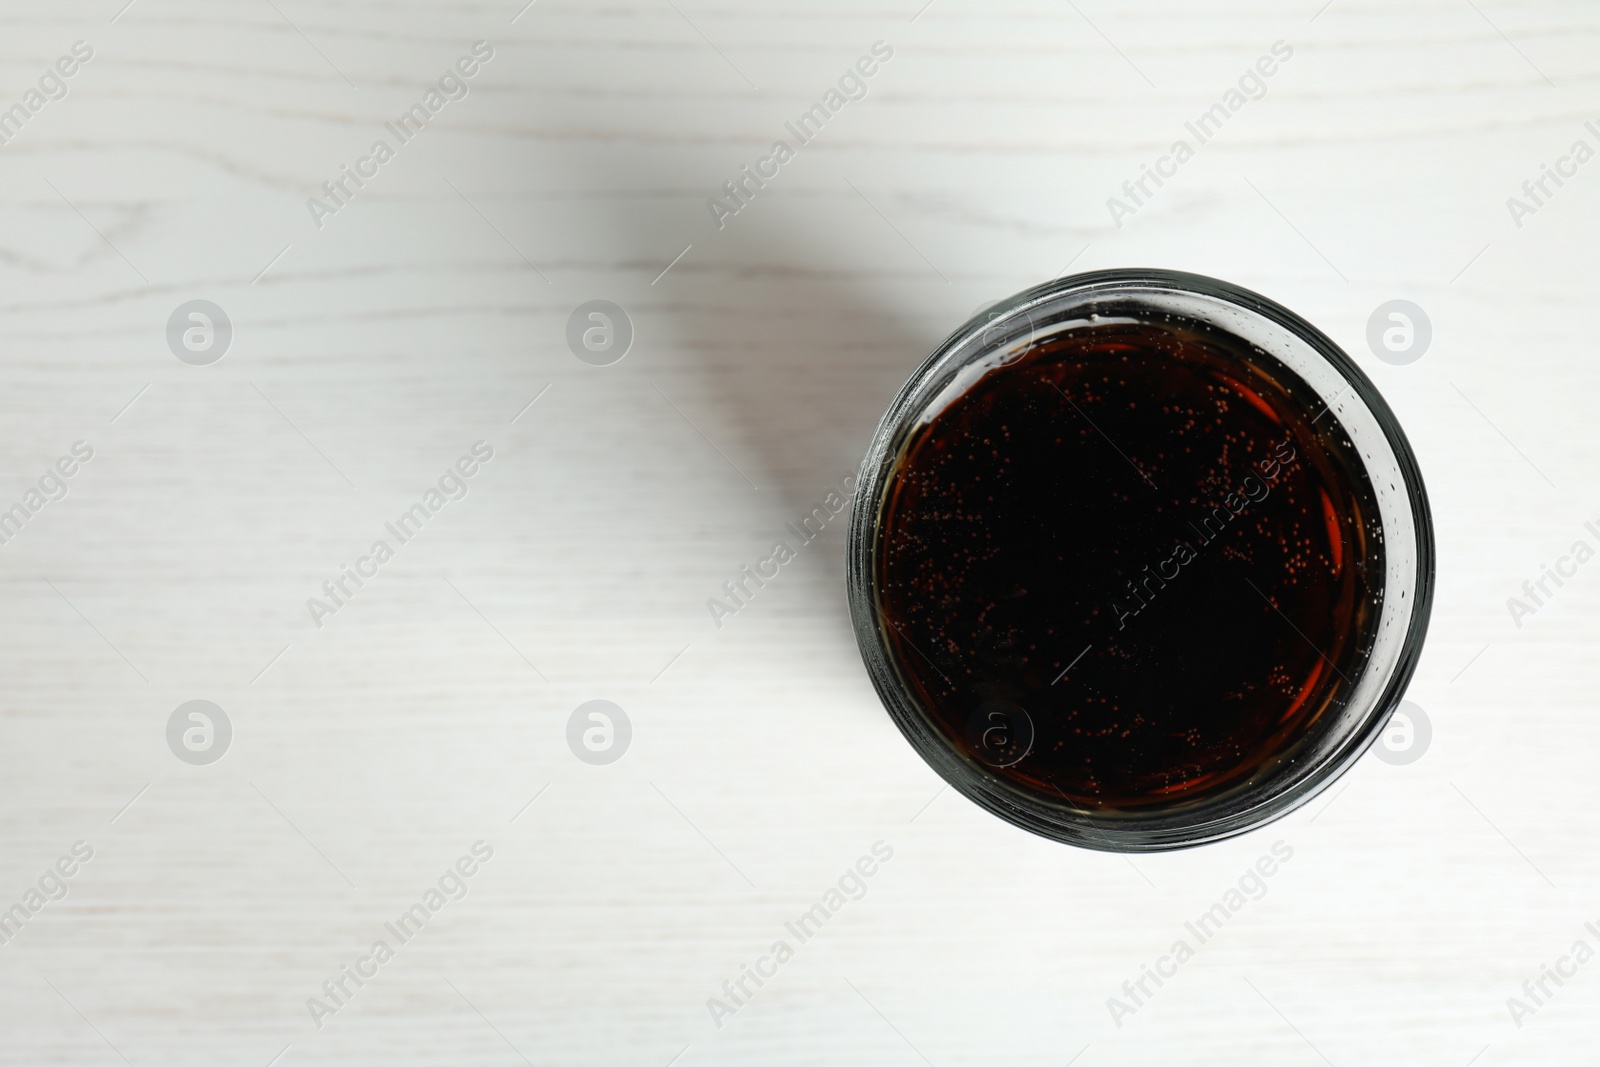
[0,1,1595,1063]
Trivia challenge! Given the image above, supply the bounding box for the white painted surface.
[0,1,1594,1063]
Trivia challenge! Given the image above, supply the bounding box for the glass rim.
[845,268,1436,853]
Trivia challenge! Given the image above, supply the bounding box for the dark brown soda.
[874,315,1383,813]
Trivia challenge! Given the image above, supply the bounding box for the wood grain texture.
[0,0,1597,1063]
